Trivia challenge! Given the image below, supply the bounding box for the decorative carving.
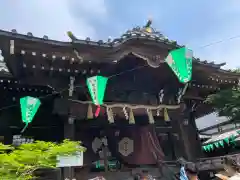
[73,49,83,63]
[118,137,134,157]
[11,29,17,33]
[0,49,9,72]
[27,32,33,36]
[122,19,166,40]
[43,35,48,40]
[131,52,163,68]
[92,137,111,158]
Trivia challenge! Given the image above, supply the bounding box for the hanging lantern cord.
[0,65,148,113]
[21,123,28,133]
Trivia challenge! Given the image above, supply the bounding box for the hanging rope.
[0,64,147,112]
[68,99,180,110]
[1,31,240,112]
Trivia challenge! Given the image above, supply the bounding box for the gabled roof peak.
[0,26,233,72]
[123,19,166,40]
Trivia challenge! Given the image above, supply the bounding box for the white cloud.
[0,0,108,41]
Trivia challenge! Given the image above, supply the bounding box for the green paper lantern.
[224,138,229,144]
[202,146,207,151]
[20,96,41,133]
[219,140,224,147]
[230,135,236,143]
[214,142,219,148]
[209,144,214,150]
[86,76,108,105]
[165,47,193,83]
[206,145,210,151]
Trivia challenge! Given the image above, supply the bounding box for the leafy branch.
[205,68,240,122]
[0,139,86,180]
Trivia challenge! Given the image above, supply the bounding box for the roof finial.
[145,17,152,33]
[67,31,77,41]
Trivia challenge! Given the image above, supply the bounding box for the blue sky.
[0,0,239,128]
[0,0,239,69]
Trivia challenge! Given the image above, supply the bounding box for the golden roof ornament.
[121,17,166,40]
[144,18,152,33]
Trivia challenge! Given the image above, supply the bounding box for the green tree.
[0,139,85,180]
[206,69,240,121]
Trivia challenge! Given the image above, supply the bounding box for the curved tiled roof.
[203,128,240,144]
[0,21,236,72]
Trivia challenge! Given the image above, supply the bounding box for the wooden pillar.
[170,113,187,159]
[101,137,109,174]
[0,110,12,145]
[170,102,202,161]
[63,76,76,180]
[187,110,203,159]
[53,98,76,179]
[64,117,75,140]
[63,117,75,180]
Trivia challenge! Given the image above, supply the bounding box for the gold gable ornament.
[145,27,152,33]
[144,18,153,33]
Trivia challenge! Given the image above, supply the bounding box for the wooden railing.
[32,154,240,179]
[162,153,240,171]
[196,153,240,170]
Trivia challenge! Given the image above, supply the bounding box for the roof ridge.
[0,27,231,70]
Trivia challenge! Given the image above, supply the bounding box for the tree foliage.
[0,139,86,180]
[206,69,240,121]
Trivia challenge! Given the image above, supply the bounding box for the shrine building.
[0,20,239,179]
